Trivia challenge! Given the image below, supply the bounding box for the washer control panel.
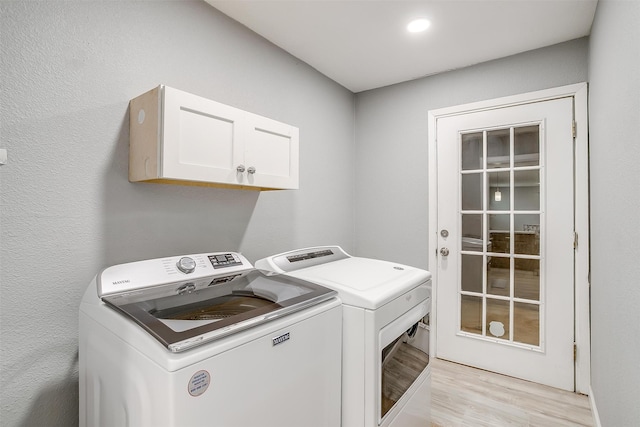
[98,251,252,297]
[208,253,242,269]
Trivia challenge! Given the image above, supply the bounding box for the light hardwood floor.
[431,358,593,426]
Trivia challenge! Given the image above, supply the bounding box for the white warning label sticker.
[188,370,210,397]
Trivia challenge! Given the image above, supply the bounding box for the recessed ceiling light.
[407,18,431,33]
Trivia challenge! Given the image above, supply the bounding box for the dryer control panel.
[255,246,350,275]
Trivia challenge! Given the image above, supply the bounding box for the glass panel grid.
[461,132,484,171]
[459,124,544,349]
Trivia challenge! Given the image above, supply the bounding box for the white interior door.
[434,96,576,391]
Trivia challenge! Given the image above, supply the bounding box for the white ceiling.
[206,0,598,93]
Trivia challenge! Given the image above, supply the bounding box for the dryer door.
[378,298,430,425]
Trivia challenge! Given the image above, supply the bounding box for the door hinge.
[572,120,577,138]
[574,343,577,361]
[573,232,579,249]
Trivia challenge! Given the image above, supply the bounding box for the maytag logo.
[272,332,290,346]
[112,279,130,285]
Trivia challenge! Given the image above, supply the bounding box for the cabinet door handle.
[236,164,246,173]
[247,166,256,175]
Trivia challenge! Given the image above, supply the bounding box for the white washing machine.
[256,246,432,427]
[79,251,342,427]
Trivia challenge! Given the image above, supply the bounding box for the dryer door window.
[380,325,429,420]
[378,301,430,423]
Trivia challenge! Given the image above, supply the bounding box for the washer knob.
[176,257,196,274]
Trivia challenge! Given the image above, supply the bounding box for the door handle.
[440,247,450,257]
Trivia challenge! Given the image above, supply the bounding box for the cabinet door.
[244,113,299,189]
[161,86,245,184]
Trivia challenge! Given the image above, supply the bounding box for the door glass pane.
[462,132,483,170]
[488,214,510,253]
[461,254,483,293]
[461,295,482,334]
[486,298,510,339]
[488,213,510,234]
[487,129,510,169]
[514,125,540,167]
[514,302,540,346]
[461,214,482,252]
[515,214,539,255]
[462,173,482,210]
[487,260,509,297]
[515,259,540,300]
[488,171,509,211]
[514,170,540,210]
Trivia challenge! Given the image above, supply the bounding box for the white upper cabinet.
[129,85,299,190]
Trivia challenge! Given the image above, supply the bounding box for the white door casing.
[427,83,590,393]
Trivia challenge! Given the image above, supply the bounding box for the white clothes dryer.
[256,246,432,427]
[79,251,342,427]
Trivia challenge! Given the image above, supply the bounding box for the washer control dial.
[176,257,197,274]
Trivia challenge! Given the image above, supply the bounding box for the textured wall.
[0,1,354,426]
[353,38,589,268]
[588,0,640,425]
[4,1,638,426]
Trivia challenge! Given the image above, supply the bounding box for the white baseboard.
[589,386,602,427]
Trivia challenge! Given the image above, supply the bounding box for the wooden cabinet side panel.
[129,86,161,182]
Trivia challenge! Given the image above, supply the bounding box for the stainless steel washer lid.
[255,246,431,310]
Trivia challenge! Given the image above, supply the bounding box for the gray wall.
[588,0,640,425]
[353,38,589,268]
[3,1,639,426]
[0,2,354,426]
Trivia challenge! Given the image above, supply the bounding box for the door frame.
[427,83,590,393]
